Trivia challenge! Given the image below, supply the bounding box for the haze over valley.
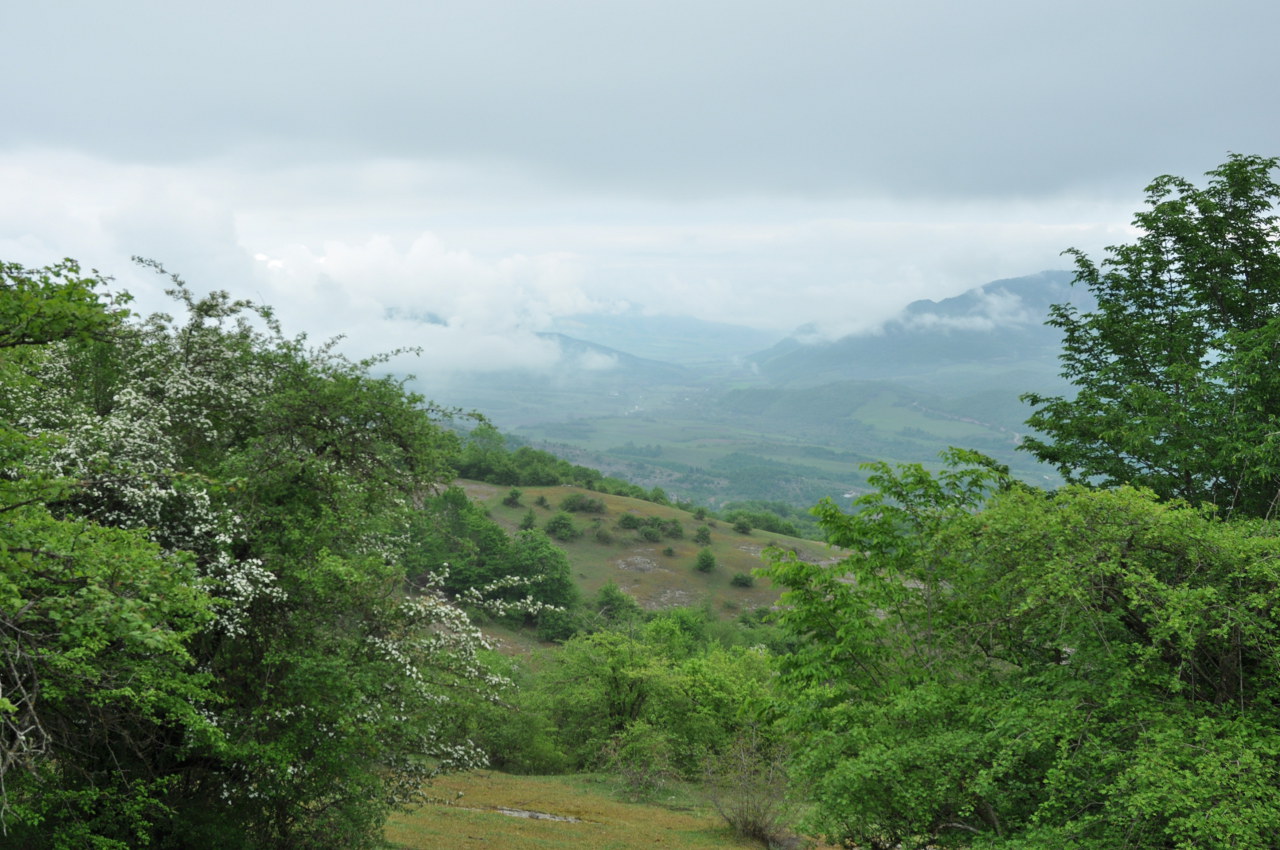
[418,270,1088,507]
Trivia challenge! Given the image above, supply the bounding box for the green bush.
[544,511,581,541]
[560,492,607,513]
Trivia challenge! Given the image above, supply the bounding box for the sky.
[4,0,1278,376]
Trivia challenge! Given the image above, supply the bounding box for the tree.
[695,548,716,572]
[1022,154,1280,518]
[765,452,1280,849]
[1,260,514,848]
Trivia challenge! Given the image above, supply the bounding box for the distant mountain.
[549,312,779,365]
[750,270,1092,390]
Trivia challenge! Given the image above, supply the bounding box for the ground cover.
[385,771,835,850]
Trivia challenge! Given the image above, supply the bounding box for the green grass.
[385,771,836,850]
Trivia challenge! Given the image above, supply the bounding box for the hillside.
[457,481,833,620]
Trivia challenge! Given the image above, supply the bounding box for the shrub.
[561,492,606,513]
[603,720,678,799]
[733,519,752,535]
[617,513,644,530]
[730,572,755,588]
[519,509,537,530]
[695,548,716,572]
[544,511,581,541]
[639,526,662,542]
[705,726,794,846]
[694,525,712,545]
[502,487,523,507]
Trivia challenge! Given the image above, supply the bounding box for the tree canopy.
[1022,154,1280,518]
[766,454,1280,848]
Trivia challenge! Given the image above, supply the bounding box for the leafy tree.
[766,452,1280,849]
[1022,154,1280,518]
[1,260,515,848]
[694,525,712,545]
[695,548,717,572]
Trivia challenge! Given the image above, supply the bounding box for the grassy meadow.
[457,481,836,617]
[385,771,838,850]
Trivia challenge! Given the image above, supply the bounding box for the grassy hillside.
[457,481,835,617]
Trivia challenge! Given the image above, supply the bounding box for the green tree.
[1022,154,1280,518]
[1,260,515,848]
[695,548,717,572]
[0,262,218,844]
[694,525,712,545]
[766,452,1280,849]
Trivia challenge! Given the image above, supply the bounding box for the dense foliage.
[1,261,517,848]
[767,454,1280,848]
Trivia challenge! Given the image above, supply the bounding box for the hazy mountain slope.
[750,270,1090,389]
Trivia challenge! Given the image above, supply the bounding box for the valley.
[412,271,1085,509]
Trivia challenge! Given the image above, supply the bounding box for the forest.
[2,154,1279,849]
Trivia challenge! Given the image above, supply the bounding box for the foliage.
[704,725,795,847]
[501,487,522,507]
[695,548,717,573]
[592,581,645,625]
[0,260,517,848]
[766,451,1280,849]
[617,512,644,530]
[1022,154,1280,518]
[730,572,755,588]
[544,511,581,541]
[559,492,606,513]
[529,612,778,779]
[694,525,712,545]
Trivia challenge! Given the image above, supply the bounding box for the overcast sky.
[4,0,1277,374]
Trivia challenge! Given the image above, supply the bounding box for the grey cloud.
[6,1,1277,200]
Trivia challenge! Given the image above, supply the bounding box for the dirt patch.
[614,555,660,572]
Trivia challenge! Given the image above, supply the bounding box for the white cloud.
[0,149,1139,370]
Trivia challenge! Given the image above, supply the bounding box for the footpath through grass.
[385,771,818,850]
